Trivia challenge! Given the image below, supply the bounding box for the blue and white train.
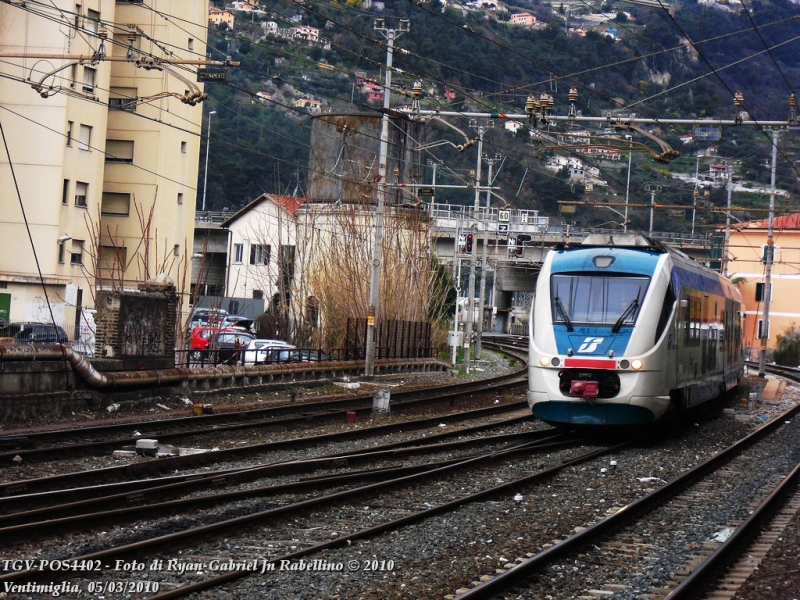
[528,234,743,426]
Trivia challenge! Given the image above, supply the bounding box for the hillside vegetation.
[202,0,800,233]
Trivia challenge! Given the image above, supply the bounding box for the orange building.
[724,212,800,359]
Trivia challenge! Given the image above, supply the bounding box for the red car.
[190,326,243,360]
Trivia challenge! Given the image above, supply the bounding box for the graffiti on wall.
[24,296,65,325]
[119,297,166,356]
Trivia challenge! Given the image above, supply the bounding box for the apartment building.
[0,1,209,339]
[725,212,800,357]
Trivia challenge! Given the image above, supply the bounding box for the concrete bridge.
[429,204,714,333]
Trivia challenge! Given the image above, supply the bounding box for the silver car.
[242,339,295,365]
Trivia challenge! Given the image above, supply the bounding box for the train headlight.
[539,356,551,367]
[551,357,560,367]
[631,359,643,370]
[619,359,630,369]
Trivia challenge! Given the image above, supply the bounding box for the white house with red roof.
[220,194,303,311]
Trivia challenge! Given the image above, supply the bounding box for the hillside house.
[510,12,536,26]
[295,98,322,114]
[578,146,622,161]
[293,25,319,42]
[209,8,235,29]
[362,82,384,104]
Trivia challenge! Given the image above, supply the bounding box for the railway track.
[0,427,632,597]
[0,344,526,468]
[3,343,796,598]
[452,365,800,599]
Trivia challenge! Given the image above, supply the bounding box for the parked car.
[190,325,243,360]
[242,339,295,365]
[189,308,228,329]
[214,332,256,364]
[12,323,69,344]
[275,349,331,363]
[220,315,255,332]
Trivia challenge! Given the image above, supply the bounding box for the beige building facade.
[0,1,208,340]
[725,212,800,358]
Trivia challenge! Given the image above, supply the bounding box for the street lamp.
[201,110,216,211]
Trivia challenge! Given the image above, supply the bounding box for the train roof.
[556,233,669,253]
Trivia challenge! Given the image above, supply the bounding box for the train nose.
[571,380,600,398]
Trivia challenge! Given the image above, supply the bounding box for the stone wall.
[94,282,178,369]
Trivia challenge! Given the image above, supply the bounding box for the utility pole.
[624,135,632,232]
[463,122,486,373]
[758,129,779,377]
[723,161,733,276]
[476,153,501,359]
[365,18,409,377]
[644,183,661,236]
[427,159,438,245]
[692,154,702,236]
[201,110,216,211]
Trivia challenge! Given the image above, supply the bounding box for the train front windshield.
[551,274,649,328]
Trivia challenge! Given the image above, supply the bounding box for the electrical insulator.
[790,92,797,124]
[568,87,578,103]
[568,87,578,118]
[412,81,422,99]
[734,90,745,124]
[539,93,554,112]
[525,94,539,117]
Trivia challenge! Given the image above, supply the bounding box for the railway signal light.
[514,234,531,257]
[466,233,473,253]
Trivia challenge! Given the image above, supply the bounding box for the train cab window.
[655,282,676,342]
[551,274,649,327]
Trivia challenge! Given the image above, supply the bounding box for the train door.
[700,294,709,375]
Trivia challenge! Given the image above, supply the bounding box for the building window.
[75,181,88,207]
[66,121,73,146]
[105,139,134,163]
[233,243,244,264]
[181,141,187,153]
[173,244,180,257]
[86,9,100,34]
[62,180,70,205]
[109,87,138,111]
[188,38,194,51]
[58,240,66,264]
[82,66,96,93]
[250,244,270,265]
[177,193,184,205]
[101,192,130,215]
[99,245,127,286]
[252,290,264,300]
[70,240,85,265]
[78,124,92,151]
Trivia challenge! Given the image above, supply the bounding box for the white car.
[243,339,295,365]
